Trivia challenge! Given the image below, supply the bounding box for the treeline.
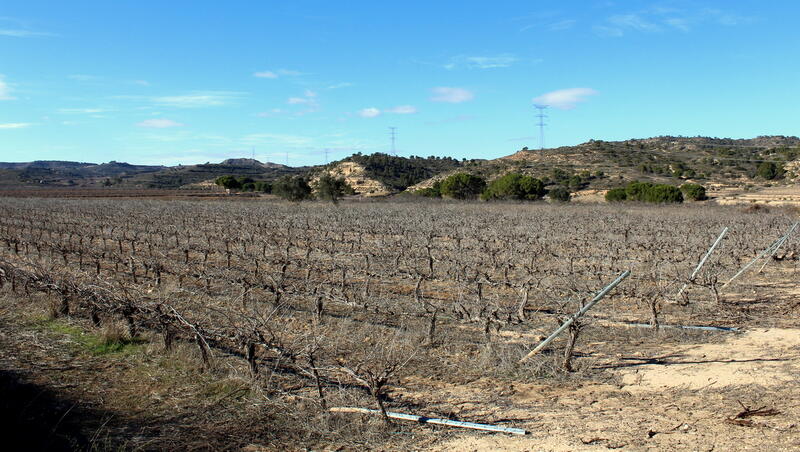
[416,172,575,202]
[605,182,707,203]
[215,174,354,203]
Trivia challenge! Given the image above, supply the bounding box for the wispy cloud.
[445,54,519,70]
[608,14,660,32]
[153,91,242,108]
[0,29,53,37]
[549,19,577,31]
[58,108,109,114]
[595,7,754,37]
[327,82,354,90]
[254,71,278,79]
[384,105,417,114]
[0,122,32,129]
[0,76,13,100]
[253,68,304,79]
[430,87,474,103]
[533,88,597,110]
[137,119,184,128]
[358,105,418,118]
[358,107,381,118]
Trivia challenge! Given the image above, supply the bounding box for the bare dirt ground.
[711,184,800,208]
[2,267,799,451]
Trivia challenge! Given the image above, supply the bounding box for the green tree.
[272,176,312,202]
[439,173,486,200]
[416,180,442,197]
[314,174,353,204]
[214,175,241,190]
[680,183,707,201]
[548,186,571,202]
[757,161,783,180]
[481,173,545,201]
[605,188,627,202]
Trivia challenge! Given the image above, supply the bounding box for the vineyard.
[1,198,799,450]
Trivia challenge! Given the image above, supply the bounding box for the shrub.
[481,173,545,201]
[416,181,442,198]
[254,181,272,193]
[610,181,683,203]
[605,188,627,202]
[757,161,784,180]
[314,174,354,204]
[272,176,313,202]
[214,175,241,190]
[548,186,571,202]
[680,183,707,201]
[439,173,486,200]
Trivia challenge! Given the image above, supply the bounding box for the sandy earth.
[420,326,800,451]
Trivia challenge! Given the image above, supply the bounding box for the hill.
[407,135,800,194]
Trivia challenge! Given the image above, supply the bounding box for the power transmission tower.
[534,105,548,150]
[324,148,330,164]
[389,126,397,156]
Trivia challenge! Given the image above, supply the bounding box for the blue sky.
[0,1,797,166]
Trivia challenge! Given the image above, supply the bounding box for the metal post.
[330,407,528,435]
[723,221,799,288]
[519,270,630,363]
[758,222,798,273]
[676,227,728,299]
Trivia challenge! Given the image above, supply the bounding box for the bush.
[680,183,707,201]
[214,175,241,190]
[416,181,442,198]
[314,174,353,204]
[439,173,486,200]
[254,181,272,193]
[548,186,571,202]
[757,161,784,180]
[481,173,545,201]
[272,176,313,202]
[605,188,627,202]
[610,181,683,203]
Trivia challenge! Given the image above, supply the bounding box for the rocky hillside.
[405,135,800,193]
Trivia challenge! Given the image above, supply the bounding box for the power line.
[534,105,548,150]
[389,126,397,156]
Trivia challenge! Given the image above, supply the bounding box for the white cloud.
[137,119,184,128]
[0,76,13,100]
[549,20,577,31]
[359,107,381,118]
[0,29,53,37]
[287,97,309,104]
[445,54,518,70]
[254,71,278,79]
[327,82,353,89]
[609,14,661,32]
[430,87,474,103]
[385,105,417,114]
[533,88,598,110]
[153,91,241,108]
[58,108,108,114]
[133,80,150,86]
[0,122,32,129]
[257,108,284,117]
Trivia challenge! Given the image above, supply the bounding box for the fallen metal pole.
[758,222,798,273]
[676,227,728,299]
[723,222,798,288]
[519,270,630,363]
[329,407,528,435]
